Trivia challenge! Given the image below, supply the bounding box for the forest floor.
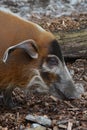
[0,1,87,130]
[0,59,87,130]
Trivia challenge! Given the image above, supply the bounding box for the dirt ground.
[0,1,87,130]
[0,59,87,130]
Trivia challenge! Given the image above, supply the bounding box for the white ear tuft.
[2,39,39,63]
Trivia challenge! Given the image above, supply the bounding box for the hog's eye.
[47,57,58,66]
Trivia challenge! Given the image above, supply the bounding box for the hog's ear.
[3,39,38,63]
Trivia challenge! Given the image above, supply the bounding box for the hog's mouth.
[50,84,69,100]
[50,81,84,101]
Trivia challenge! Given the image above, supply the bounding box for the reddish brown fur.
[0,10,55,90]
[0,10,54,57]
[0,10,83,106]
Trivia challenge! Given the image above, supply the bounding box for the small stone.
[25,114,52,127]
[31,123,41,128]
[20,124,25,130]
[57,119,68,125]
[35,126,46,130]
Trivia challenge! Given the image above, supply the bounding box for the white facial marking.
[35,24,45,32]
[2,39,38,63]
[42,54,72,81]
[64,64,72,80]
[27,69,48,92]
[42,62,58,74]
[55,63,72,81]
[42,55,60,74]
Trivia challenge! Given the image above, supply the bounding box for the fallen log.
[54,28,87,60]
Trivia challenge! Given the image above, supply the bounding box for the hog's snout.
[40,54,84,100]
[50,80,84,100]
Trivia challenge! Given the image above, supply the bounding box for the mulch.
[0,59,87,130]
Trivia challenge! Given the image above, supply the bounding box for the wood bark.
[54,28,87,60]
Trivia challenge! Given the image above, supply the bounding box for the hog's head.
[3,39,84,100]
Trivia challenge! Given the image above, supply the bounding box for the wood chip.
[67,121,73,130]
[58,124,67,129]
[50,96,58,102]
[64,101,74,108]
